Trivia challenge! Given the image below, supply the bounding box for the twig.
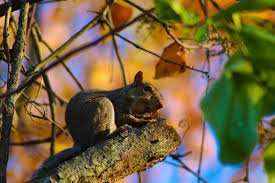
[30,1,112,74]
[198,0,207,19]
[24,100,69,137]
[32,80,68,105]
[115,33,208,75]
[197,1,210,180]
[244,158,250,183]
[10,125,67,146]
[31,27,57,156]
[34,23,84,91]
[0,7,154,99]
[123,0,212,49]
[138,171,142,183]
[26,3,37,40]
[164,160,208,183]
[0,1,29,182]
[104,20,128,86]
[2,0,13,63]
[209,0,222,10]
[170,151,192,158]
[197,49,210,183]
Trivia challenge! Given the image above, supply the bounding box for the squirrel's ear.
[133,71,143,85]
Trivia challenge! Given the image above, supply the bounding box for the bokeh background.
[0,0,274,182]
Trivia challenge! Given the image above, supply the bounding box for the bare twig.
[103,19,128,86]
[32,80,68,105]
[197,50,210,183]
[10,129,65,145]
[123,0,212,49]
[209,0,222,10]
[115,33,208,75]
[26,3,37,40]
[31,27,57,156]
[10,109,67,146]
[138,171,142,183]
[170,151,192,159]
[164,160,208,183]
[2,0,13,63]
[23,99,69,136]
[198,0,207,19]
[0,7,154,99]
[244,158,250,183]
[30,1,112,74]
[34,23,84,91]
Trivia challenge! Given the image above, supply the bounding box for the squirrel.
[30,71,164,180]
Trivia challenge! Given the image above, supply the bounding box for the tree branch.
[28,119,181,183]
[0,0,43,17]
[0,0,29,182]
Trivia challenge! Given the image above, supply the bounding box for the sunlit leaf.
[110,2,133,28]
[154,0,200,25]
[154,0,181,22]
[240,25,275,68]
[99,2,132,44]
[155,42,187,79]
[213,0,275,22]
[264,142,275,183]
[194,24,208,42]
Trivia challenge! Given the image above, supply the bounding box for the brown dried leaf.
[155,42,187,79]
[110,2,133,28]
[100,2,132,43]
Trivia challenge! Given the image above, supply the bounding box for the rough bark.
[0,0,29,182]
[28,119,181,183]
[0,0,43,17]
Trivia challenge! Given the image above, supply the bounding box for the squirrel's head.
[127,71,165,114]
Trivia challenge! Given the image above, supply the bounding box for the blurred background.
[0,0,273,182]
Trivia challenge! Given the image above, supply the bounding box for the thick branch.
[0,0,43,17]
[28,119,181,183]
[0,0,29,182]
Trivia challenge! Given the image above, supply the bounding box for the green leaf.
[154,0,200,25]
[213,0,275,22]
[264,142,275,183]
[154,0,181,22]
[201,75,260,164]
[170,1,199,26]
[194,24,208,42]
[240,25,275,68]
[224,51,253,75]
[200,54,270,164]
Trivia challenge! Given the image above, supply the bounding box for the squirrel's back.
[65,94,116,148]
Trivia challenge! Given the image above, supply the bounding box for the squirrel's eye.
[144,86,152,92]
